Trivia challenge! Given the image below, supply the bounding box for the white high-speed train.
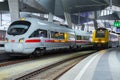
[5,17,93,56]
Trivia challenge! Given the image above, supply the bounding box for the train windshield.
[7,21,31,35]
[96,30,106,38]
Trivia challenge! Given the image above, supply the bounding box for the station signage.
[114,21,120,27]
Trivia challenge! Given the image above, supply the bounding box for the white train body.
[75,30,93,48]
[109,32,119,47]
[5,17,92,55]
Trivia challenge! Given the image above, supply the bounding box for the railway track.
[0,58,31,67]
[0,47,96,68]
[0,50,98,80]
[16,52,95,80]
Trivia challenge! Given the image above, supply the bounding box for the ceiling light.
[0,0,4,2]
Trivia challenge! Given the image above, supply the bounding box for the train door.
[50,31,59,49]
[43,29,51,50]
[68,33,76,48]
[29,29,47,48]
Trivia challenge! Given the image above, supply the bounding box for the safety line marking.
[74,54,100,80]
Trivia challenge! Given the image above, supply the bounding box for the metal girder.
[115,12,120,19]
[1,0,120,25]
[71,15,93,24]
[105,0,120,7]
[70,5,108,13]
[35,0,55,14]
[20,0,47,13]
[98,12,120,20]
[0,1,9,12]
[1,0,120,14]
[0,0,109,15]
[59,0,108,14]
[8,0,20,22]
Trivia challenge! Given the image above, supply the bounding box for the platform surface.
[59,48,120,80]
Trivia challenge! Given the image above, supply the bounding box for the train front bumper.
[5,43,24,53]
[5,43,35,54]
[93,42,108,47]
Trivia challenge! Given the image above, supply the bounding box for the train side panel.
[5,18,76,54]
[5,17,93,55]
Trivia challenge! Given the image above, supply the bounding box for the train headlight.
[5,38,8,42]
[101,41,105,43]
[94,41,98,43]
[19,38,24,43]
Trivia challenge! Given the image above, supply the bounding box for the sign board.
[116,27,120,33]
[114,21,120,27]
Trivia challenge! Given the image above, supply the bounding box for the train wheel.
[29,53,36,58]
[33,48,46,57]
[29,49,41,58]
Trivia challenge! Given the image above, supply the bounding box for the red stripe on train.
[45,40,54,42]
[25,39,41,43]
[75,40,91,43]
[11,40,15,42]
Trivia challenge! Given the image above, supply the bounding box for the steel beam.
[8,0,20,22]
[0,13,2,26]
[94,11,98,29]
[48,12,53,22]
[64,12,72,28]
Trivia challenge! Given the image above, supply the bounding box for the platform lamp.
[0,0,4,2]
[0,13,1,26]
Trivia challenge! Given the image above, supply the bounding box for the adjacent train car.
[5,17,92,56]
[92,28,119,48]
[0,30,6,47]
[75,30,93,48]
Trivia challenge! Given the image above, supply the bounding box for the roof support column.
[0,13,2,26]
[94,11,98,29]
[8,0,20,22]
[64,12,72,28]
[48,12,53,22]
[78,12,80,25]
[81,24,85,31]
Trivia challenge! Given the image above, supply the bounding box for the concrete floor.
[59,48,120,80]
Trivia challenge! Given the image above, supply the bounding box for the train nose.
[98,39,101,41]
[5,43,24,53]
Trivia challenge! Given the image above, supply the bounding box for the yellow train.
[92,28,119,48]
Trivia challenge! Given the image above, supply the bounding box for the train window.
[51,31,64,39]
[69,34,75,40]
[81,36,89,40]
[7,21,31,35]
[95,31,105,38]
[29,29,47,38]
[76,36,82,40]
[0,30,6,40]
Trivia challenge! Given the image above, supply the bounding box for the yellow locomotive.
[92,28,119,48]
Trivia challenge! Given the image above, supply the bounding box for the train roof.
[96,28,107,30]
[74,29,92,36]
[20,17,74,33]
[110,32,119,36]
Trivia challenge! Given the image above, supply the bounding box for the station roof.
[0,0,110,14]
[0,0,120,23]
[98,12,120,20]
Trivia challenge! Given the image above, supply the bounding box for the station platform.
[59,48,120,80]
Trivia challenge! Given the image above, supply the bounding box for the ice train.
[5,17,93,55]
